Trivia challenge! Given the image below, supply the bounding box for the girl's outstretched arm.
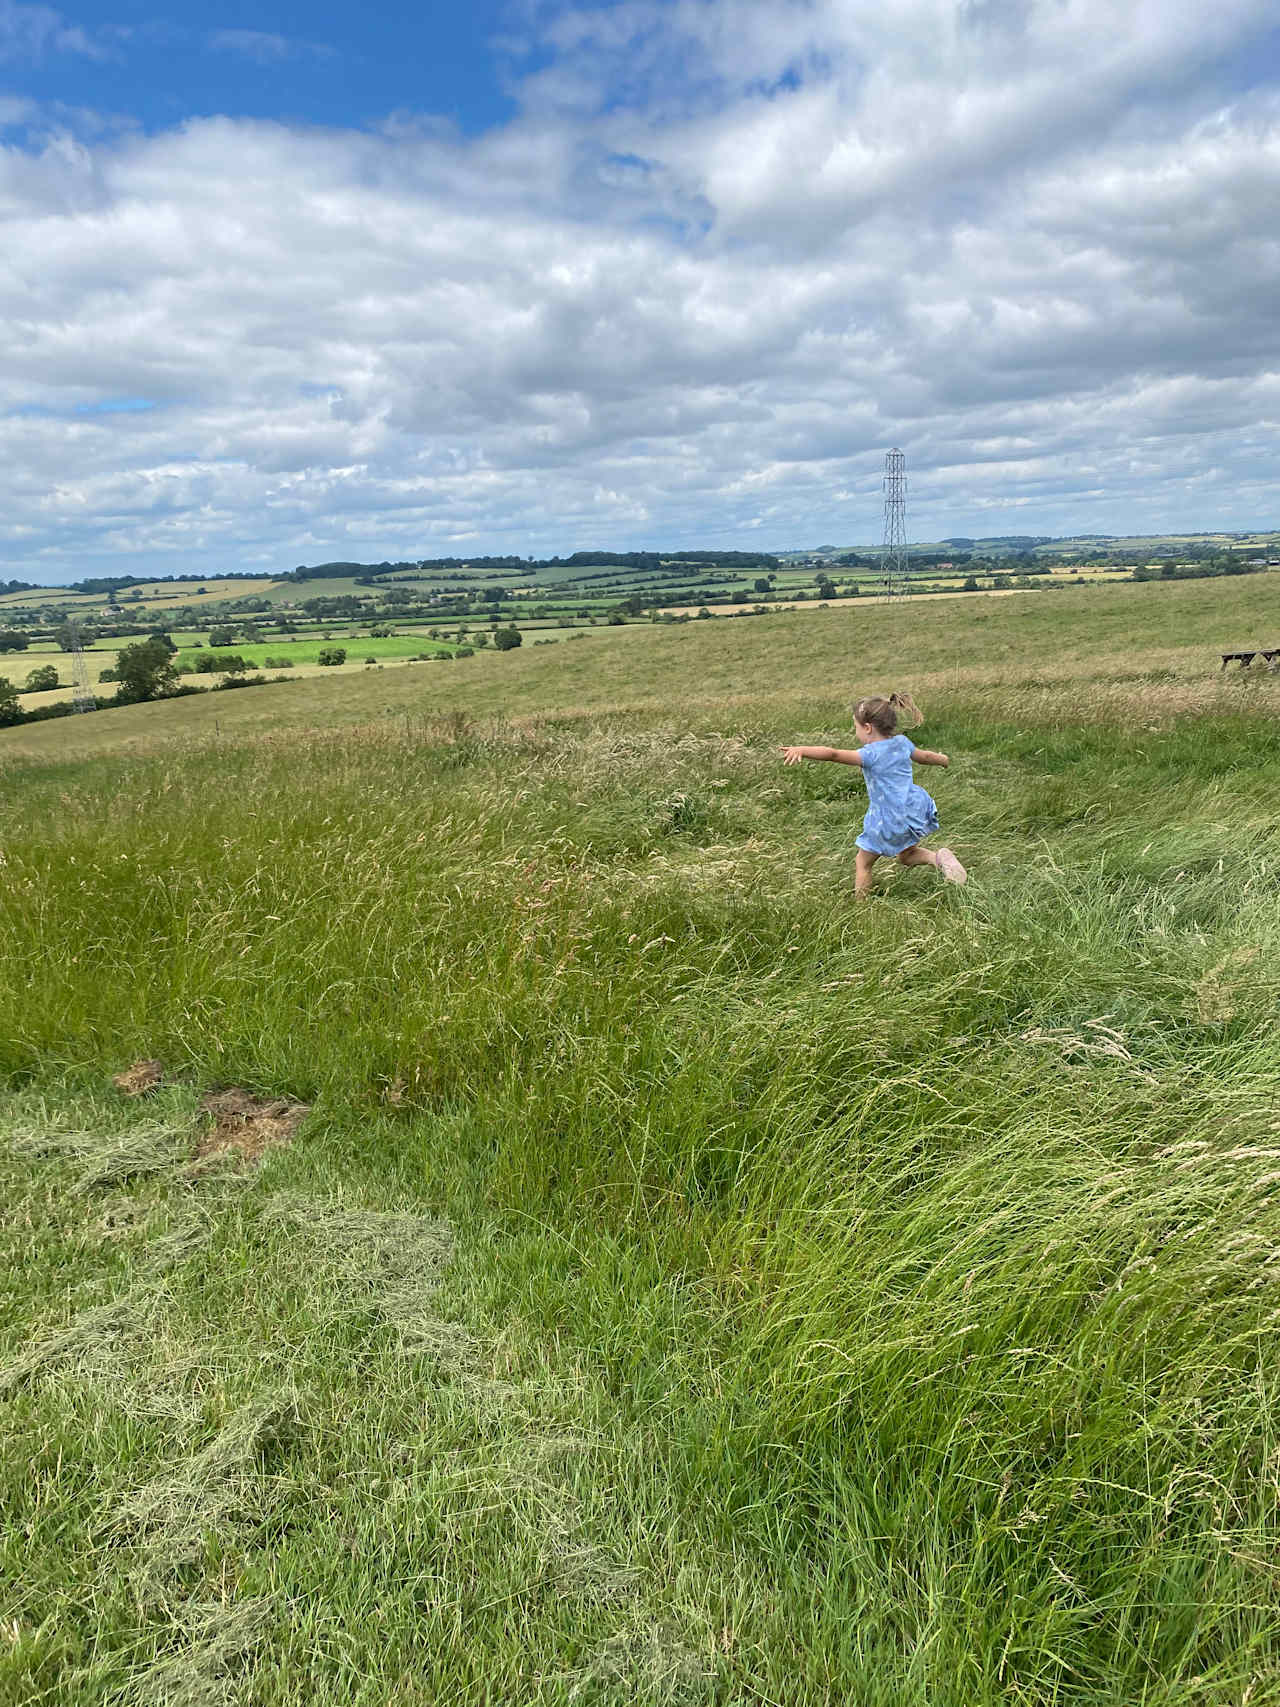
[781,745,863,767]
[910,746,950,766]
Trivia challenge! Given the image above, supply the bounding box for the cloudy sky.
[3,0,1279,583]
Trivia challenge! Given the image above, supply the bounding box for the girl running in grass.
[781,692,966,898]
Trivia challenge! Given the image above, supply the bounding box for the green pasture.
[173,634,456,671]
[2,576,1279,1703]
[255,575,365,605]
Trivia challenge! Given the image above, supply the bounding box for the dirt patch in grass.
[113,1059,166,1096]
[196,1089,310,1162]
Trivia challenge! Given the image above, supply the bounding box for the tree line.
[291,548,780,582]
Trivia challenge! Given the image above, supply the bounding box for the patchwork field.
[2,574,1279,1704]
[0,577,282,614]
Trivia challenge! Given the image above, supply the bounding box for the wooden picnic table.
[1221,648,1279,670]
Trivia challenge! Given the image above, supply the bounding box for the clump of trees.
[187,651,251,675]
[494,626,523,650]
[114,638,179,703]
[289,548,781,583]
[68,572,262,595]
[317,647,347,666]
[24,665,59,692]
[0,630,29,653]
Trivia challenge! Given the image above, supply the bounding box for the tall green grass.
[2,668,1279,1700]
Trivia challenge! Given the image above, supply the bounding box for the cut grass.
[121,1597,275,1707]
[9,1121,194,1192]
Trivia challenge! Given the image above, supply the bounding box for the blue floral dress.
[855,734,940,855]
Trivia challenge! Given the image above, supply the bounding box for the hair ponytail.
[887,690,923,729]
[854,691,924,735]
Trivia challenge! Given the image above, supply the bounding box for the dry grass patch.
[110,1395,304,1585]
[262,1196,454,1328]
[114,1059,166,1096]
[0,1291,158,1397]
[8,1122,194,1192]
[196,1089,310,1163]
[564,1621,714,1705]
[123,1597,274,1707]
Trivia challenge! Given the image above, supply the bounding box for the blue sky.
[13,0,520,134]
[2,0,1279,583]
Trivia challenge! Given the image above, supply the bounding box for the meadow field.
[168,634,457,672]
[1,575,1279,1704]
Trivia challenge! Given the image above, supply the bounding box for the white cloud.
[206,29,335,66]
[1,0,1278,580]
[0,0,103,62]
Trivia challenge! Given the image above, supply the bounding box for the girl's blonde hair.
[853,690,923,735]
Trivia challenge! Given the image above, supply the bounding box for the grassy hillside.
[3,571,1276,764]
[2,576,1279,1703]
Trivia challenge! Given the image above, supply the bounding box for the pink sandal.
[935,847,967,885]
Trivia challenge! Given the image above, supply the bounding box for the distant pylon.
[881,448,908,598]
[70,620,96,714]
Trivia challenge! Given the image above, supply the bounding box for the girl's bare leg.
[898,843,967,883]
[896,844,937,869]
[855,849,879,897]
